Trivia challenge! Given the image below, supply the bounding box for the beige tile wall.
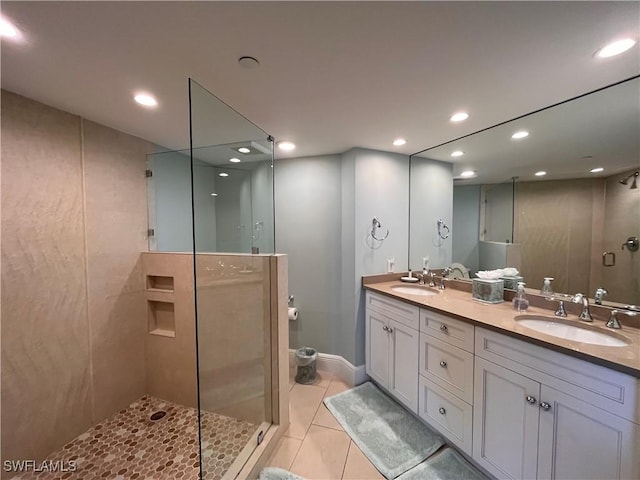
[142,252,198,408]
[601,170,640,304]
[513,175,638,304]
[1,90,150,473]
[142,253,272,423]
[514,178,603,295]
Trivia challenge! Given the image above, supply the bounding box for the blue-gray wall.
[276,148,453,366]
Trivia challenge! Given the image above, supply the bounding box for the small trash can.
[294,346,318,384]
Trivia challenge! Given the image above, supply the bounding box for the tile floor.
[11,396,257,480]
[264,368,385,480]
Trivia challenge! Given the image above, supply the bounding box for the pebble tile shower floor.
[12,396,257,480]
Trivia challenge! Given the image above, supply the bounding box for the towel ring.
[371,217,390,241]
[437,219,450,240]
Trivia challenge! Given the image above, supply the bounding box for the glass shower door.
[188,79,275,479]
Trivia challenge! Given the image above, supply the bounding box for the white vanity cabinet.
[473,327,640,480]
[364,288,640,480]
[418,310,475,455]
[365,292,419,412]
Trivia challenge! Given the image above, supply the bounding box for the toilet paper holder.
[288,295,294,307]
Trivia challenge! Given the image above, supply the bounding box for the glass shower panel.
[482,179,515,243]
[189,79,274,479]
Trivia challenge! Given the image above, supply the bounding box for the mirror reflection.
[411,76,639,306]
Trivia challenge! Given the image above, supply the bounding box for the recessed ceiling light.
[535,171,547,177]
[0,16,23,42]
[238,147,251,154]
[460,170,476,178]
[229,158,241,163]
[277,141,296,151]
[596,38,636,58]
[590,167,604,173]
[393,138,407,146]
[512,130,529,139]
[134,93,158,107]
[219,172,229,177]
[211,193,218,196]
[450,112,469,122]
[451,150,464,157]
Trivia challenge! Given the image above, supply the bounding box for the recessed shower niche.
[147,300,175,337]
[147,274,174,292]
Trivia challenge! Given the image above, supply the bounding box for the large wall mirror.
[411,76,639,307]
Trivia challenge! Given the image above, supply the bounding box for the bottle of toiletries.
[540,277,554,299]
[513,282,529,311]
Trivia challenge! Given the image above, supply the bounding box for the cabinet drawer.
[418,376,473,456]
[366,291,419,330]
[476,327,640,424]
[420,309,474,353]
[420,333,474,404]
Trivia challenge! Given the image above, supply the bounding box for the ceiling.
[2,1,639,180]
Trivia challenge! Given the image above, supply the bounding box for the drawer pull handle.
[439,361,447,368]
[387,327,393,333]
[440,324,448,333]
[526,395,537,405]
[438,407,446,415]
[382,325,388,332]
[540,402,552,412]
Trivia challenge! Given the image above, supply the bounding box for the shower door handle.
[602,251,615,267]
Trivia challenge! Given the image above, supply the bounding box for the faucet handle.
[606,310,622,329]
[555,300,567,318]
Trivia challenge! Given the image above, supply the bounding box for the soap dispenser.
[513,282,529,311]
[540,277,554,299]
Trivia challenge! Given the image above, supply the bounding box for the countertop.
[364,280,640,378]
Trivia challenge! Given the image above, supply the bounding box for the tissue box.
[472,279,504,304]
[500,275,524,290]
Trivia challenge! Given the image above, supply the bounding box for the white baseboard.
[288,349,369,387]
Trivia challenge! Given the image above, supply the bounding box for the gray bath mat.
[259,467,304,480]
[397,447,488,480]
[324,382,444,479]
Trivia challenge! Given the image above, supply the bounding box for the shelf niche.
[148,300,175,337]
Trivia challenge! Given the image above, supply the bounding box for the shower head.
[620,171,639,187]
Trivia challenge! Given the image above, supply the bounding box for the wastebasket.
[294,347,318,384]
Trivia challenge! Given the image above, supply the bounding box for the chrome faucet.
[572,293,593,322]
[416,273,425,285]
[554,299,568,317]
[439,267,451,290]
[594,287,608,305]
[428,272,436,287]
[607,309,638,329]
[606,310,622,329]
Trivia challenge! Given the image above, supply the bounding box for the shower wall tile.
[1,91,93,465]
[1,91,151,475]
[514,179,597,295]
[601,170,640,305]
[82,120,150,422]
[142,252,198,408]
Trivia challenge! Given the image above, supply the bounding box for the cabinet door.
[366,309,390,389]
[538,385,640,480]
[473,357,540,480]
[389,319,419,412]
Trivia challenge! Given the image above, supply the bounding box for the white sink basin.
[390,285,438,296]
[515,315,629,347]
